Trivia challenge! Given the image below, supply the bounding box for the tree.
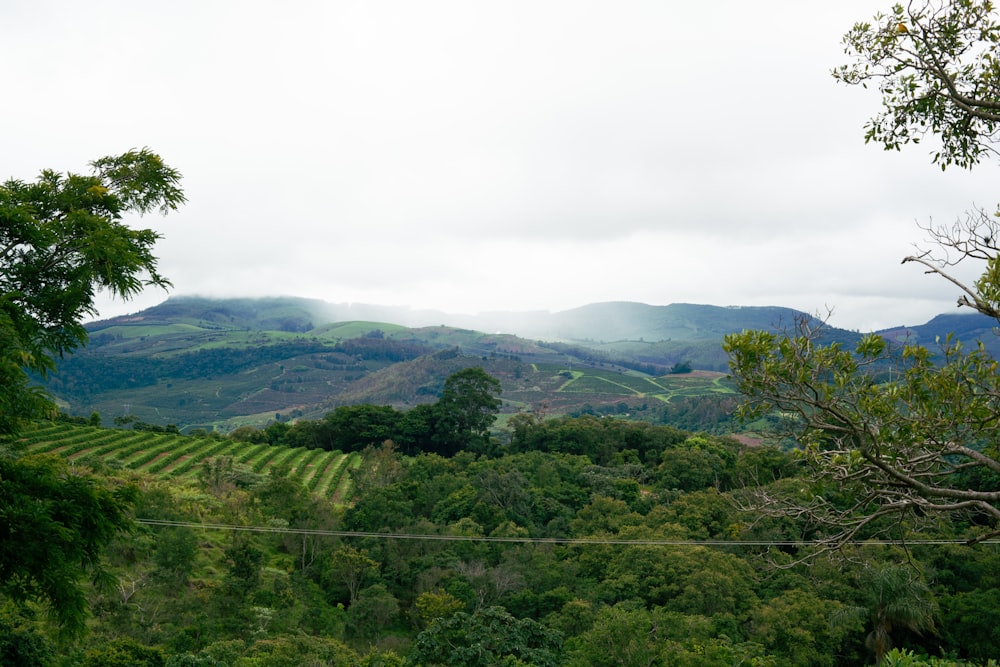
[568,605,772,667]
[833,0,1000,169]
[834,0,1000,315]
[565,604,661,667]
[222,535,264,598]
[725,326,1000,547]
[0,148,184,432]
[749,589,853,667]
[0,605,55,667]
[322,405,403,452]
[407,606,563,667]
[444,366,503,432]
[834,563,937,665]
[325,545,379,604]
[351,440,404,496]
[725,1,1000,552]
[346,583,399,642]
[152,526,199,587]
[80,637,165,667]
[432,367,502,454]
[414,589,465,627]
[0,149,181,638]
[0,453,138,638]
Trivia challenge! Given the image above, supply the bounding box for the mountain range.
[40,296,999,434]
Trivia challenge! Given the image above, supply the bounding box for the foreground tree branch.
[0,148,183,434]
[834,0,1000,168]
[729,0,1000,556]
[725,321,1000,551]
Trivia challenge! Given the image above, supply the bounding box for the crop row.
[27,427,133,456]
[167,439,245,478]
[73,431,166,462]
[310,452,350,496]
[22,422,361,503]
[292,447,326,487]
[20,424,105,456]
[331,455,362,503]
[16,422,82,445]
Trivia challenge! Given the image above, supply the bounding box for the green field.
[527,364,734,402]
[19,422,361,503]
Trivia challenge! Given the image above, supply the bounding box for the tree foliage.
[0,148,184,433]
[834,0,1000,169]
[407,606,563,667]
[0,149,183,638]
[725,325,1000,547]
[0,453,138,638]
[837,563,937,666]
[245,366,503,457]
[726,0,1000,553]
[15,414,1000,663]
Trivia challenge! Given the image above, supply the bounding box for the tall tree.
[431,367,502,455]
[0,149,184,636]
[834,563,937,665]
[0,147,184,432]
[324,545,379,605]
[438,367,502,437]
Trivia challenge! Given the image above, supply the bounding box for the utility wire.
[135,519,1000,547]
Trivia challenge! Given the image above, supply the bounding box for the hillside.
[37,297,805,433]
[42,295,996,433]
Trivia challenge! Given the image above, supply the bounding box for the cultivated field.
[18,422,361,504]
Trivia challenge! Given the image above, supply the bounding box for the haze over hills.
[106,296,828,343]
[106,295,998,346]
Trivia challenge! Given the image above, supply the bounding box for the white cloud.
[3,0,998,333]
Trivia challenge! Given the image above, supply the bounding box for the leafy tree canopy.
[0,148,184,434]
[834,0,1000,169]
[725,327,1000,547]
[0,453,138,638]
[727,0,1000,553]
[406,606,563,667]
[0,149,183,636]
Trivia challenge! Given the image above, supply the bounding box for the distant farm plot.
[530,364,734,402]
[19,422,360,503]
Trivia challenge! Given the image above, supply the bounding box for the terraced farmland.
[18,422,361,503]
[531,364,734,402]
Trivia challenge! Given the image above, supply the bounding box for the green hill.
[38,296,864,433]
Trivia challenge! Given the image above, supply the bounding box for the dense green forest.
[5,399,999,666]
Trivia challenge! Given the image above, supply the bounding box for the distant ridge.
[876,311,1000,344]
[100,296,826,344]
[59,295,1000,432]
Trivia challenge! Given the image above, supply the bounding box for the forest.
[5,392,999,666]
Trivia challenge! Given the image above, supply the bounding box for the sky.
[3,1,997,332]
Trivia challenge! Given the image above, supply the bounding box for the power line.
[135,519,1000,547]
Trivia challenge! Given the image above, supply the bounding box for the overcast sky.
[4,1,997,332]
